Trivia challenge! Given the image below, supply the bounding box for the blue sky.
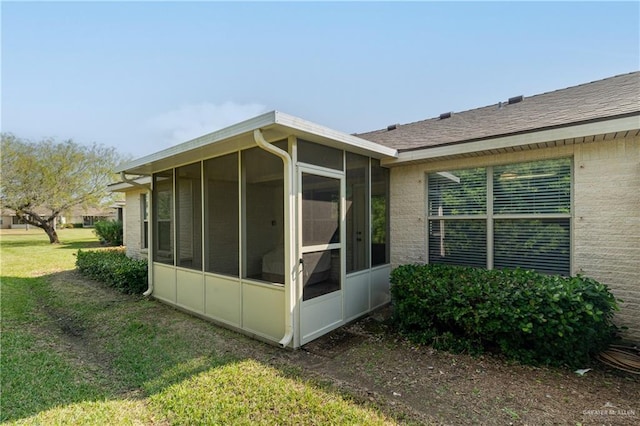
[2,1,639,158]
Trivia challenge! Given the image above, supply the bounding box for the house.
[0,206,120,229]
[112,71,640,346]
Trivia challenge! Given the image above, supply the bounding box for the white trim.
[274,112,398,158]
[116,111,397,175]
[383,115,640,166]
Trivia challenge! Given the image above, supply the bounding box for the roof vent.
[439,112,453,120]
[508,95,524,105]
[387,124,398,131]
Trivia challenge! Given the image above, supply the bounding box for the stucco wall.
[389,135,640,341]
[124,188,147,260]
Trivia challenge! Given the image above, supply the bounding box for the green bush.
[390,264,620,367]
[93,220,123,246]
[76,248,147,294]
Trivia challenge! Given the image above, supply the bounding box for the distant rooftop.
[357,71,640,152]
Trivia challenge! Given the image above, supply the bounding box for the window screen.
[204,153,239,276]
[371,159,390,266]
[242,147,284,283]
[297,139,343,171]
[176,163,202,270]
[153,170,174,265]
[346,153,370,272]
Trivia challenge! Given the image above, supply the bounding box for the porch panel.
[153,263,176,303]
[205,274,241,327]
[301,292,342,344]
[370,265,391,309]
[176,269,204,314]
[344,270,370,321]
[242,281,285,341]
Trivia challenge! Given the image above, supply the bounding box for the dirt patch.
[281,307,640,425]
[303,329,368,359]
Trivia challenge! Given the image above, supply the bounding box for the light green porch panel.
[345,270,370,322]
[176,269,204,314]
[153,263,176,303]
[371,265,391,309]
[242,281,285,342]
[205,274,241,327]
[301,292,343,345]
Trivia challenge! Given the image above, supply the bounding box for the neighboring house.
[1,206,119,229]
[113,72,640,346]
[63,206,120,227]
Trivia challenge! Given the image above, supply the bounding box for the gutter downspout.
[254,129,295,348]
[120,172,154,297]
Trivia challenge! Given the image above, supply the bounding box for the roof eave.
[382,114,640,166]
[116,111,398,176]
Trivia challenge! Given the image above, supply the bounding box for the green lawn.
[1,229,393,425]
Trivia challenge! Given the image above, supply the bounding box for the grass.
[1,228,393,424]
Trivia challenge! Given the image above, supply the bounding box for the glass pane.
[371,159,390,266]
[176,163,202,270]
[204,153,239,276]
[346,153,369,273]
[243,147,284,283]
[298,139,343,171]
[428,168,486,216]
[302,249,340,300]
[494,159,571,214]
[153,170,173,265]
[428,219,487,268]
[494,218,570,275]
[141,194,149,249]
[302,173,340,247]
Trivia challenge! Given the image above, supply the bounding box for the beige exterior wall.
[124,188,148,260]
[389,135,640,341]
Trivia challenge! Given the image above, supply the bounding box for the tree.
[1,133,124,244]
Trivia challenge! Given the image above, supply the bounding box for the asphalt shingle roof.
[357,72,640,152]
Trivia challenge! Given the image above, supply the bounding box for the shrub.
[93,220,123,246]
[390,264,620,368]
[76,248,147,294]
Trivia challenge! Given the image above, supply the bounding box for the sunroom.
[115,111,398,348]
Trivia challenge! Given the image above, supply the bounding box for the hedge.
[93,220,123,246]
[76,248,147,294]
[390,264,620,367]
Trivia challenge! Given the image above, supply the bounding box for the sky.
[2,1,639,159]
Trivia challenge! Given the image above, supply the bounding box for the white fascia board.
[382,115,640,166]
[274,111,398,159]
[115,111,278,173]
[115,110,398,175]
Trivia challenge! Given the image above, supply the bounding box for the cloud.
[145,101,268,148]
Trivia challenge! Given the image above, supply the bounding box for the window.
[427,168,487,267]
[427,158,571,275]
[141,193,149,249]
[298,139,343,171]
[204,153,239,276]
[175,163,202,270]
[492,159,571,275]
[371,159,390,266]
[242,147,284,283]
[346,153,370,272]
[12,215,27,225]
[153,170,174,265]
